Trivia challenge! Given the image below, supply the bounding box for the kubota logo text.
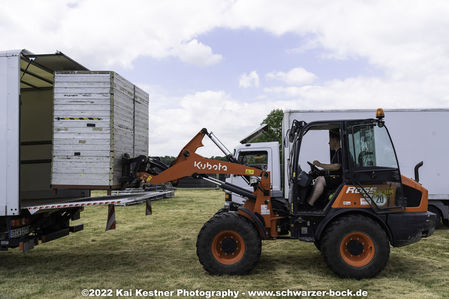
[194,161,228,171]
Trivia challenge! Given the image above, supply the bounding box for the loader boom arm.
[136,128,282,239]
[137,128,264,184]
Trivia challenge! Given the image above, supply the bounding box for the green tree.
[253,109,283,144]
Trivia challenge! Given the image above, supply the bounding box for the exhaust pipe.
[414,161,424,182]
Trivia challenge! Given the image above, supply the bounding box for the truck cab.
[225,142,281,206]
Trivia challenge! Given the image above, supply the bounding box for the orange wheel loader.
[123,109,435,279]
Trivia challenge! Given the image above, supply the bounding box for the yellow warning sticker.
[245,169,255,175]
[146,176,153,182]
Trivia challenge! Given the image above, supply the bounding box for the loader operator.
[307,130,342,208]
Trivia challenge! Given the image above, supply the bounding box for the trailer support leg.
[106,204,116,231]
[146,199,152,215]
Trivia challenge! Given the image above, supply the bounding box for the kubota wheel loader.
[124,108,435,279]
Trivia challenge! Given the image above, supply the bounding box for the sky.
[2,0,449,156]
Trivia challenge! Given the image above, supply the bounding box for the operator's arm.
[313,160,341,171]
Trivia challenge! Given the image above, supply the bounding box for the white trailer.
[226,109,449,226]
[0,50,172,251]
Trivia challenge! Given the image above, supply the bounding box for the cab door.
[345,121,404,210]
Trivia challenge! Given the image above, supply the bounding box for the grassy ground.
[1,189,449,298]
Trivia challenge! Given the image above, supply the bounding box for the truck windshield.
[238,151,268,170]
[348,125,398,169]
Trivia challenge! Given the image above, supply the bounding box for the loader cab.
[288,121,344,211]
[289,116,404,213]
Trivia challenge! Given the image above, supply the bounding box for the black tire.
[196,212,261,275]
[429,206,442,229]
[214,208,229,216]
[320,214,390,279]
[314,240,321,251]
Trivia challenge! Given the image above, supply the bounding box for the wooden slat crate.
[51,71,149,189]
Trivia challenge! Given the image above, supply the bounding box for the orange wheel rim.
[211,230,245,265]
[339,232,375,267]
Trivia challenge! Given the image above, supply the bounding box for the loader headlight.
[249,176,259,186]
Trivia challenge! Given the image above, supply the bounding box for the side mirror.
[288,125,296,143]
[289,120,306,142]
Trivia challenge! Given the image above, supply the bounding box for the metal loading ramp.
[22,189,174,215]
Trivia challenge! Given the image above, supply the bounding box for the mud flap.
[106,204,116,231]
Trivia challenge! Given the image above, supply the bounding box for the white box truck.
[0,49,172,251]
[226,109,449,227]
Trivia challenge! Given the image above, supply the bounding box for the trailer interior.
[19,52,90,206]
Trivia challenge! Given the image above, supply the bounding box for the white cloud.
[266,67,317,85]
[264,76,448,109]
[150,90,298,156]
[0,0,228,68]
[239,71,260,88]
[150,73,449,156]
[3,0,449,81]
[3,0,449,156]
[173,39,222,66]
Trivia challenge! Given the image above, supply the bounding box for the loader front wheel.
[196,212,261,275]
[321,214,389,279]
[214,207,229,216]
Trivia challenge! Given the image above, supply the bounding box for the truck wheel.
[428,206,442,229]
[320,214,389,279]
[196,212,261,275]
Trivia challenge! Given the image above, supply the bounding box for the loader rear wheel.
[321,214,389,279]
[196,212,261,275]
[443,218,449,227]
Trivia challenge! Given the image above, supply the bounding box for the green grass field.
[1,189,449,298]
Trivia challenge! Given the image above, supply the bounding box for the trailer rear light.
[10,219,21,227]
[10,217,30,227]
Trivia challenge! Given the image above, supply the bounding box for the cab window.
[348,125,398,169]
